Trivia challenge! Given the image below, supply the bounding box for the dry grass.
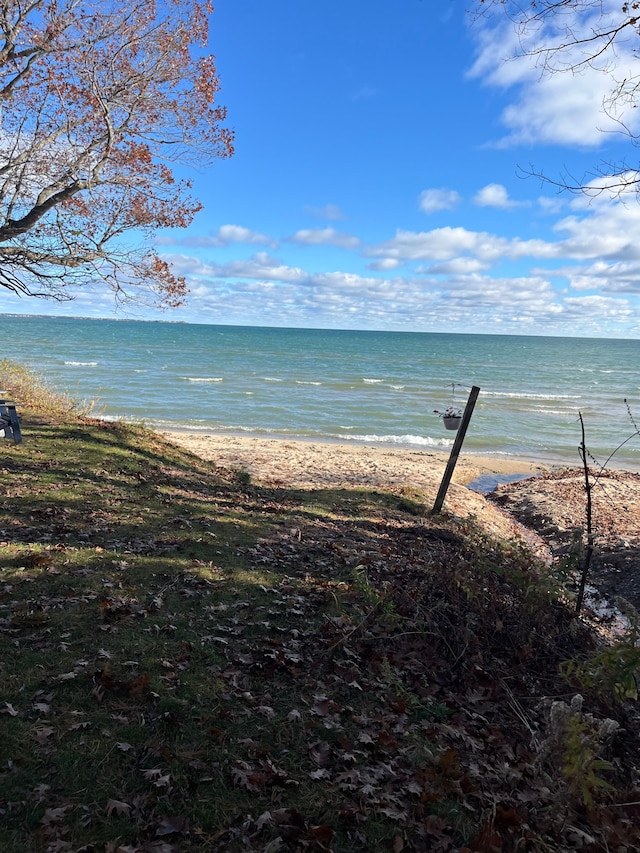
[0,358,97,418]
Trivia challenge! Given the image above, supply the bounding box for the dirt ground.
[490,468,640,613]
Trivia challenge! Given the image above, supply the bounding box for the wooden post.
[575,413,593,616]
[432,385,480,514]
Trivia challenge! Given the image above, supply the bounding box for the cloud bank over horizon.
[146,182,639,335]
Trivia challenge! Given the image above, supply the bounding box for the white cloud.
[538,196,566,215]
[421,258,489,275]
[288,228,361,249]
[469,6,640,147]
[473,183,518,209]
[367,258,401,271]
[569,171,640,203]
[367,227,558,264]
[155,224,277,248]
[554,198,640,260]
[441,273,556,308]
[601,277,640,295]
[203,225,277,247]
[497,72,623,148]
[369,227,505,262]
[166,251,308,283]
[418,188,461,214]
[560,260,640,294]
[562,295,634,319]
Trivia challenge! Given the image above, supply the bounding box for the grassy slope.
[1,403,639,852]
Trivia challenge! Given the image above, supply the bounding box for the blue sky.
[4,0,640,337]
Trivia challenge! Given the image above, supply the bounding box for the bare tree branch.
[476,0,640,197]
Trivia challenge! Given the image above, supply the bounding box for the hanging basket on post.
[443,415,462,431]
[432,386,480,515]
[434,406,463,431]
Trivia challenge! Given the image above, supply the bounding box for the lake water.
[1,315,639,469]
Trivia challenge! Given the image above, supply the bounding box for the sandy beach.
[161,431,548,492]
[159,431,553,547]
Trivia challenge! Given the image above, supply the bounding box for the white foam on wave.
[296,380,322,386]
[522,407,579,416]
[182,377,224,383]
[482,391,581,400]
[262,377,283,382]
[65,361,98,367]
[363,378,384,384]
[335,433,452,448]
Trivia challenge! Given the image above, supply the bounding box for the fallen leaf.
[155,815,190,836]
[142,768,164,780]
[41,805,69,825]
[309,769,331,780]
[31,783,51,802]
[57,671,78,681]
[309,740,331,766]
[33,726,55,744]
[309,824,334,844]
[106,798,132,817]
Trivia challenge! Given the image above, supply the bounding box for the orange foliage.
[0,0,233,306]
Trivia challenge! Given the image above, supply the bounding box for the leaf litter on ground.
[0,408,639,851]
